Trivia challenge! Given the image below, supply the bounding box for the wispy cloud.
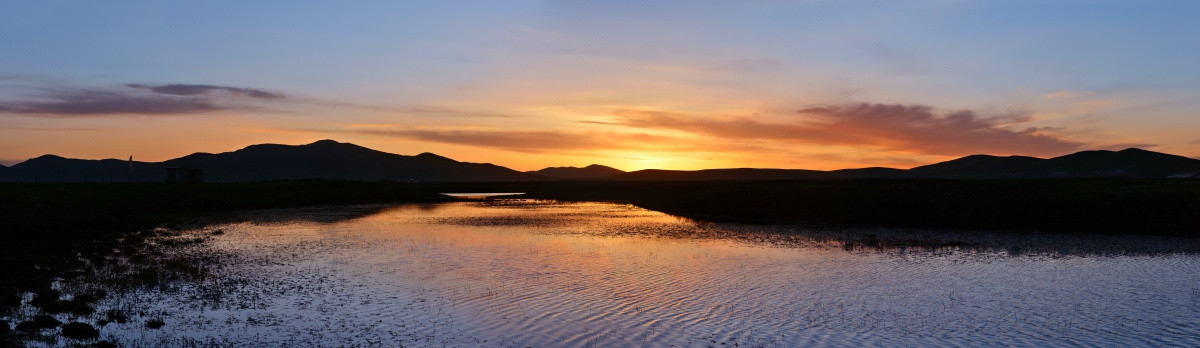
[1042,90,1096,99]
[855,42,926,76]
[0,83,282,116]
[1094,142,1158,151]
[368,129,670,153]
[279,124,801,158]
[293,126,678,153]
[0,88,224,115]
[609,103,1084,156]
[125,84,285,99]
[0,125,107,131]
[0,73,41,82]
[802,152,926,168]
[0,78,521,120]
[709,58,782,72]
[266,96,517,118]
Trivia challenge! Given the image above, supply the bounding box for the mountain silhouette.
[0,140,537,182]
[1,154,148,182]
[0,141,1196,182]
[606,167,907,181]
[910,148,1200,178]
[529,164,625,179]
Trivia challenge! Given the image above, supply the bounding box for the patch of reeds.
[0,227,227,346]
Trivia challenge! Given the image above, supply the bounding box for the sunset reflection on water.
[102,200,1200,347]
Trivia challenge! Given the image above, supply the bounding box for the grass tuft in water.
[60,322,100,340]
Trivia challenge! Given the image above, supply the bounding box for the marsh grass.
[2,227,245,346]
[1,180,453,346]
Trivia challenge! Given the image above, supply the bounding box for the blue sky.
[2,1,1198,170]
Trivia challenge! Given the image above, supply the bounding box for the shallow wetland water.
[54,200,1200,346]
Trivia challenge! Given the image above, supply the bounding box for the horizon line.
[1,139,1194,173]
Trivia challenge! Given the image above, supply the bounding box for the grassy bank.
[431,178,1200,234]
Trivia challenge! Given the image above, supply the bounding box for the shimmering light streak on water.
[102,201,1200,347]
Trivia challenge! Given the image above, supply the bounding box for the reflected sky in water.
[100,200,1200,347]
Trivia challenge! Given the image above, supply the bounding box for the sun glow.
[601,151,718,171]
[621,155,672,171]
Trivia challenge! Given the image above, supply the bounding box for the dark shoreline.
[2,178,1198,344]
[435,178,1200,234]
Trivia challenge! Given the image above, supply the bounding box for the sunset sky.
[2,1,1199,171]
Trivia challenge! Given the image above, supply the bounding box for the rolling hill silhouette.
[1,141,1197,182]
[159,140,535,182]
[909,148,1200,178]
[607,167,907,181]
[1,154,146,182]
[0,140,538,182]
[529,164,625,179]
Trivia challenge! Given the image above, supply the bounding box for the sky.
[2,1,1199,171]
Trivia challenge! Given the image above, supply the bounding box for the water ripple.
[86,200,1200,347]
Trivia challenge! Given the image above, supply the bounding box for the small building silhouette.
[166,168,204,183]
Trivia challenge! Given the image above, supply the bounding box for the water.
[93,200,1200,346]
[441,192,525,199]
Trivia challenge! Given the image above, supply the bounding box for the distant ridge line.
[2,141,1198,182]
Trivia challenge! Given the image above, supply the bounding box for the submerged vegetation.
[0,181,450,345]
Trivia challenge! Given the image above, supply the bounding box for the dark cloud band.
[0,83,285,116]
[610,103,1084,157]
[125,84,284,99]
